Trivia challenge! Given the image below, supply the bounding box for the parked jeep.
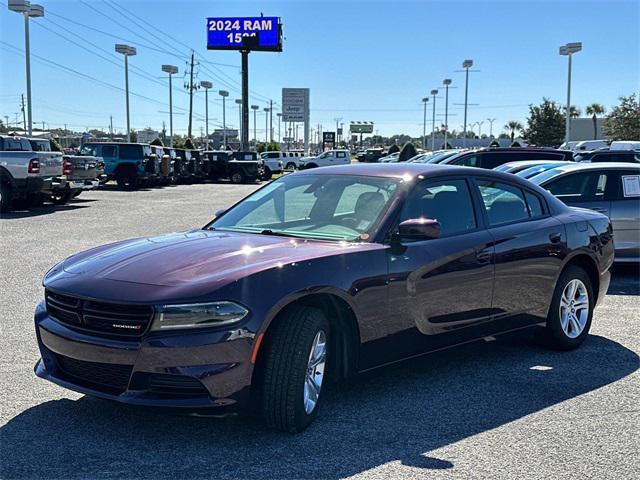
[203,150,260,183]
[80,142,157,190]
[172,148,193,183]
[0,135,63,212]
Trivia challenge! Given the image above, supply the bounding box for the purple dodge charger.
[35,163,613,432]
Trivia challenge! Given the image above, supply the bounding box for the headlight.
[151,301,249,331]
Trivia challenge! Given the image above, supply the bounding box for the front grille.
[46,290,154,337]
[147,374,208,396]
[55,354,132,392]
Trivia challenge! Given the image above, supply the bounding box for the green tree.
[387,144,400,155]
[185,137,195,149]
[398,142,417,162]
[49,136,63,152]
[603,94,640,140]
[172,135,186,149]
[523,98,565,146]
[585,103,606,140]
[0,120,7,134]
[504,121,524,143]
[563,105,582,118]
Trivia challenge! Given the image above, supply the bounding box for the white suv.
[259,151,284,175]
[299,150,351,169]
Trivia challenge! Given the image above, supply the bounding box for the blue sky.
[1,0,638,138]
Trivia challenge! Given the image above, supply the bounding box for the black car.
[203,150,260,183]
[440,147,574,169]
[575,150,640,163]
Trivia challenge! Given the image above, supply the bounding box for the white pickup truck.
[298,149,351,169]
[0,135,63,212]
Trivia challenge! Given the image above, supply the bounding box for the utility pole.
[277,113,282,143]
[264,107,269,143]
[251,105,259,148]
[421,98,429,149]
[461,59,473,148]
[109,115,113,139]
[443,79,452,149]
[269,99,273,142]
[186,51,196,139]
[430,89,438,150]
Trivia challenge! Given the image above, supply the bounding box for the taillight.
[63,160,73,175]
[28,158,40,174]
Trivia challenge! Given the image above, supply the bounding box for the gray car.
[530,162,640,263]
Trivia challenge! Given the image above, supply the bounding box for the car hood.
[47,230,380,292]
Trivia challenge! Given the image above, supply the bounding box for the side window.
[477,180,529,226]
[102,146,117,158]
[524,191,544,217]
[336,151,347,158]
[119,145,142,159]
[545,172,608,201]
[455,154,479,167]
[482,153,509,169]
[401,179,476,236]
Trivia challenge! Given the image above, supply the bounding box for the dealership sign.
[207,17,282,51]
[350,122,374,134]
[282,88,310,122]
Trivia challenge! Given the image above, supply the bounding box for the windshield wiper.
[260,229,303,238]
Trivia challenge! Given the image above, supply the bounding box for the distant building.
[570,118,605,141]
[136,129,160,144]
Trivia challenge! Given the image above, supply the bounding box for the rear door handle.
[549,232,562,243]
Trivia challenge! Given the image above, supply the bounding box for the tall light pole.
[468,123,475,138]
[487,118,496,138]
[443,79,452,149]
[277,112,282,143]
[235,99,242,144]
[115,44,136,142]
[8,1,44,136]
[476,120,484,138]
[461,59,473,148]
[251,105,259,148]
[200,81,212,149]
[218,90,229,149]
[161,65,178,147]
[430,89,438,150]
[421,97,429,149]
[269,100,274,142]
[559,42,582,144]
[263,107,270,143]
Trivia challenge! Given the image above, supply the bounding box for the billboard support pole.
[240,50,249,151]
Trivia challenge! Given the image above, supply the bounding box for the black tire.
[260,167,273,181]
[27,192,45,207]
[0,182,13,213]
[285,162,297,170]
[116,171,138,190]
[545,265,594,350]
[261,306,330,433]
[230,170,245,184]
[51,190,73,205]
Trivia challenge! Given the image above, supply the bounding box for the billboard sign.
[350,122,374,134]
[207,17,282,51]
[282,88,310,122]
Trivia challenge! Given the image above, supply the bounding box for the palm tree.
[505,121,523,142]
[585,103,606,139]
[566,106,582,118]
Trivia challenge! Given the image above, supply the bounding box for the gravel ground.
[1,183,638,480]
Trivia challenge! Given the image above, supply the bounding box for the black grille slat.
[45,290,154,337]
[56,354,132,392]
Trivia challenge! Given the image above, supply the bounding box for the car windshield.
[527,167,568,185]
[517,163,565,179]
[209,174,399,241]
[79,145,97,156]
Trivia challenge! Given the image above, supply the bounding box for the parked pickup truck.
[298,149,351,169]
[0,134,63,212]
[79,142,157,190]
[30,138,104,204]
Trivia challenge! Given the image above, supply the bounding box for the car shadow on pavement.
[608,265,640,296]
[1,333,637,479]
[0,203,91,219]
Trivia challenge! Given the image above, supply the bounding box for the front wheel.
[260,166,273,181]
[230,170,245,184]
[545,265,594,350]
[261,307,330,432]
[285,162,297,171]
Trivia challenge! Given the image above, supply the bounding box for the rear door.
[335,150,349,165]
[542,169,615,217]
[98,145,119,175]
[609,170,640,261]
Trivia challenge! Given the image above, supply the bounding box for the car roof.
[540,162,640,173]
[501,159,573,168]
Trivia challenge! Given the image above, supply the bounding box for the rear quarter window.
[119,144,143,159]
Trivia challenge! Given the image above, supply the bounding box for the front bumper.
[34,301,254,410]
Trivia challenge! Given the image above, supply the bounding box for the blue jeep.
[79,143,158,190]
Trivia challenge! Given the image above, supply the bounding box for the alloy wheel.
[559,279,589,339]
[304,329,326,414]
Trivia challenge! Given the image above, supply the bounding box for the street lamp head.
[235,99,242,105]
[559,42,582,55]
[218,90,229,97]
[263,107,270,112]
[462,59,473,68]
[422,97,429,103]
[443,78,452,86]
[251,105,259,110]
[277,112,282,117]
[431,89,438,95]
[200,81,212,89]
[28,3,43,17]
[115,44,136,56]
[161,65,178,74]
[8,0,30,13]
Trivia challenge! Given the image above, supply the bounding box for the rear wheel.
[51,190,73,205]
[230,170,245,184]
[545,265,594,350]
[0,182,13,213]
[285,162,297,170]
[116,171,138,190]
[261,306,330,432]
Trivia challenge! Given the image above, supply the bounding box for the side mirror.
[398,218,441,240]
[215,208,227,218]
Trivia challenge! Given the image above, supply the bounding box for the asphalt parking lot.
[1,183,638,480]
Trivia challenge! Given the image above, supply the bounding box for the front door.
[369,177,495,366]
